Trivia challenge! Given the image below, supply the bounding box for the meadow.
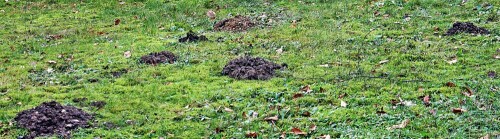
[0,0,499,138]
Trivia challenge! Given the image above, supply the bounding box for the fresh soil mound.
[139,51,177,65]
[179,31,208,42]
[445,22,490,36]
[214,15,255,32]
[14,101,93,139]
[222,56,284,80]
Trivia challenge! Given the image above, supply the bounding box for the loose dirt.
[14,101,92,139]
[214,15,255,32]
[222,56,284,80]
[445,22,490,36]
[179,31,208,42]
[139,51,177,65]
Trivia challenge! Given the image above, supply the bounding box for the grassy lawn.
[1,0,499,138]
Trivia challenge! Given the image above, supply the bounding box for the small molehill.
[214,15,255,32]
[445,22,490,36]
[179,31,208,42]
[222,56,284,80]
[139,51,177,65]
[14,101,93,139]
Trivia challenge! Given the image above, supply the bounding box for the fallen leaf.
[276,47,283,54]
[338,93,347,99]
[376,108,387,115]
[264,115,278,122]
[447,56,458,64]
[46,68,54,73]
[280,132,286,139]
[445,82,456,87]
[242,112,247,119]
[452,108,467,114]
[379,60,389,64]
[429,109,437,115]
[340,100,347,107]
[388,119,410,130]
[47,60,57,64]
[309,124,317,131]
[124,51,131,58]
[418,87,424,92]
[319,87,326,93]
[302,111,311,117]
[290,20,297,28]
[114,19,121,25]
[224,107,233,112]
[493,54,500,59]
[215,127,224,134]
[319,134,331,139]
[487,71,496,78]
[293,93,303,99]
[252,112,258,118]
[300,85,312,93]
[479,134,490,139]
[291,127,306,135]
[464,87,474,96]
[423,95,431,106]
[207,10,216,20]
[245,132,258,138]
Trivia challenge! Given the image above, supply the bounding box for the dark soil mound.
[139,51,177,65]
[222,56,284,80]
[214,15,255,32]
[14,101,93,139]
[179,31,208,42]
[445,22,490,36]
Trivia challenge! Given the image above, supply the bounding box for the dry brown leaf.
[479,134,490,139]
[452,108,467,114]
[124,51,131,58]
[245,132,258,138]
[423,95,431,106]
[242,112,247,119]
[293,93,304,99]
[252,112,258,118]
[47,60,57,64]
[276,47,283,54]
[319,87,326,93]
[464,87,474,96]
[309,124,317,131]
[300,85,312,93]
[291,127,306,135]
[447,57,458,64]
[319,134,331,139]
[280,132,286,139]
[429,109,437,115]
[114,19,121,25]
[264,115,278,122]
[388,119,410,130]
[340,100,347,107]
[379,60,389,64]
[206,10,216,20]
[224,107,233,113]
[302,111,311,117]
[445,82,456,87]
[493,54,500,59]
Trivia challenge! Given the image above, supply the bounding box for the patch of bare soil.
[179,31,208,42]
[139,51,177,65]
[222,56,285,80]
[214,15,255,32]
[445,22,490,36]
[14,101,92,139]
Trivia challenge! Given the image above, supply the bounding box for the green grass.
[0,0,499,138]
